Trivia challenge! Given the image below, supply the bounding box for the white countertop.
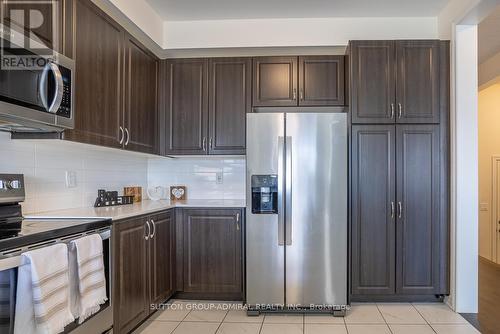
[25,199,246,221]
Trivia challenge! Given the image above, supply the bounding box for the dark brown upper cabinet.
[350,40,441,124]
[253,56,346,107]
[163,58,209,155]
[351,125,396,296]
[209,57,251,155]
[64,0,158,155]
[253,57,298,107]
[396,125,440,295]
[181,208,243,299]
[396,41,440,123]
[64,0,124,149]
[350,41,395,123]
[1,0,73,58]
[298,56,345,106]
[123,35,158,155]
[162,57,250,156]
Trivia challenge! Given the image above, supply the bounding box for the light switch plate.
[216,172,223,184]
[65,171,77,188]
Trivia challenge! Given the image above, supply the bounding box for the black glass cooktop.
[0,218,111,251]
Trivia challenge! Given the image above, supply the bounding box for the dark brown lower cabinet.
[351,124,444,301]
[179,208,243,299]
[351,125,396,296]
[113,216,149,334]
[113,210,174,334]
[150,211,175,304]
[396,125,440,295]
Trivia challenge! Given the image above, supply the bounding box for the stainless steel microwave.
[0,37,74,133]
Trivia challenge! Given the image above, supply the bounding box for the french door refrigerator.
[246,112,348,315]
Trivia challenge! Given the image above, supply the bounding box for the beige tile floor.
[133,300,480,334]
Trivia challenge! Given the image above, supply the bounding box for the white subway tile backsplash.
[147,157,246,200]
[0,131,246,214]
[0,132,148,214]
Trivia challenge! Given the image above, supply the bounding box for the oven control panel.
[0,174,25,203]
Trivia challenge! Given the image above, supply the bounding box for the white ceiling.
[479,5,500,64]
[146,0,450,21]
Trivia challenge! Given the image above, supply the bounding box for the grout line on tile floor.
[410,303,438,333]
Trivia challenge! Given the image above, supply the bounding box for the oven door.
[0,227,112,334]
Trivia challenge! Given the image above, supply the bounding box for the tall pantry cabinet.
[349,40,450,301]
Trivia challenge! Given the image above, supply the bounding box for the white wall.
[148,158,245,200]
[453,24,479,313]
[163,17,438,49]
[438,0,480,39]
[106,0,164,44]
[0,132,149,214]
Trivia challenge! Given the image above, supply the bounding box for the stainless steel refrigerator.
[246,112,348,315]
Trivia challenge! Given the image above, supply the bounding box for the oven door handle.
[39,62,64,114]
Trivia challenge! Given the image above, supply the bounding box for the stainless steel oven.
[0,37,74,133]
[0,227,113,334]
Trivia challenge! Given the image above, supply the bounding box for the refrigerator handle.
[285,136,292,246]
[278,136,285,246]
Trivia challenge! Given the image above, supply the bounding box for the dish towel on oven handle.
[14,243,75,334]
[68,234,107,324]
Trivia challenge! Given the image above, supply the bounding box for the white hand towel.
[14,243,75,334]
[68,234,107,324]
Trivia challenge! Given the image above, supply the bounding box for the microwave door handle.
[47,62,64,113]
[39,62,51,111]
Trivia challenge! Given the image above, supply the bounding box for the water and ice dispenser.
[251,175,278,214]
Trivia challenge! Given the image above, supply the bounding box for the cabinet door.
[150,210,175,305]
[113,216,149,334]
[351,125,396,296]
[396,125,440,295]
[124,35,158,154]
[163,59,209,155]
[182,209,242,297]
[64,0,123,148]
[208,57,251,155]
[396,41,440,123]
[253,56,298,107]
[350,41,396,124]
[298,56,345,106]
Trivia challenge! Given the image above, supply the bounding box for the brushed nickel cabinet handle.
[124,128,130,146]
[390,104,395,119]
[398,103,402,118]
[119,126,124,144]
[398,202,402,219]
[150,219,156,238]
[391,202,395,219]
[299,89,304,100]
[209,137,213,150]
[144,221,150,240]
[202,137,207,151]
[292,88,297,100]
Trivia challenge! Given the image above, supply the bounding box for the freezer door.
[246,113,285,306]
[285,113,348,307]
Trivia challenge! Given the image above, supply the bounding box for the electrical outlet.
[480,202,489,212]
[216,172,223,184]
[65,171,77,188]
